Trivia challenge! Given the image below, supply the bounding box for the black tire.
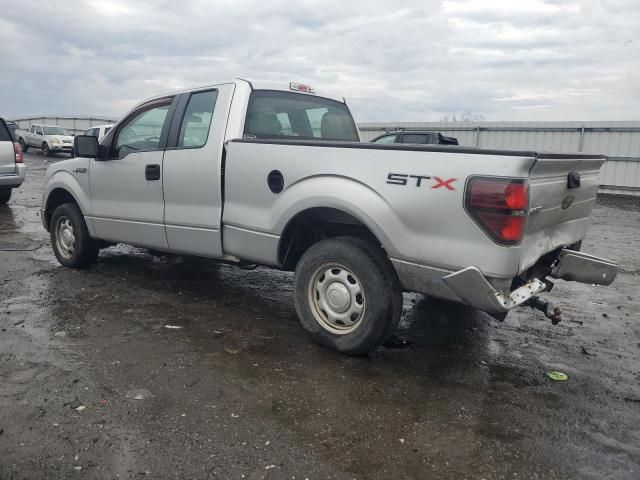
[0,189,11,205]
[50,203,99,268]
[19,138,28,152]
[294,236,402,356]
[42,142,50,156]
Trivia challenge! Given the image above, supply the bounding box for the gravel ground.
[1,152,639,479]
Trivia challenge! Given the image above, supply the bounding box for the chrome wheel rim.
[308,263,365,334]
[55,216,75,259]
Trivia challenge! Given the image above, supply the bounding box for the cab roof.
[138,78,346,107]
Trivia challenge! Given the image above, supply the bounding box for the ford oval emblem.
[561,195,575,210]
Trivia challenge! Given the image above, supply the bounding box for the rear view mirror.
[74,135,99,158]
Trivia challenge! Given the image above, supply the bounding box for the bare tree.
[460,111,486,122]
[440,111,486,122]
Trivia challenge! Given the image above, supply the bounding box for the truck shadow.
[58,245,493,370]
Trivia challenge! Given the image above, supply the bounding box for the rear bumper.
[550,249,618,286]
[442,268,546,313]
[0,164,26,189]
[392,248,617,314]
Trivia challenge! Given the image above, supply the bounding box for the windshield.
[43,126,70,136]
[244,90,359,141]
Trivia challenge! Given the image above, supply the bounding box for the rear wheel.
[19,138,28,152]
[294,236,402,355]
[42,142,50,156]
[50,203,99,268]
[0,189,11,205]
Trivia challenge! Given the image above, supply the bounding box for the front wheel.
[294,237,402,356]
[42,142,50,156]
[50,203,99,268]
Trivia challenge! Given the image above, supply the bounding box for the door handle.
[145,164,160,181]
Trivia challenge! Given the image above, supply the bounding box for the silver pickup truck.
[41,79,618,355]
[16,124,74,156]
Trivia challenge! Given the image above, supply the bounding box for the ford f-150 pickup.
[16,124,74,156]
[40,78,618,355]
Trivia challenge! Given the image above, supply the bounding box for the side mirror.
[74,135,99,158]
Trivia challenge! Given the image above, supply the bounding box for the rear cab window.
[176,90,218,148]
[244,90,359,141]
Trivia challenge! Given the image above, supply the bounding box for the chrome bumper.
[550,249,617,286]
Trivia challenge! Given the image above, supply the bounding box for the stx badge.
[387,173,457,190]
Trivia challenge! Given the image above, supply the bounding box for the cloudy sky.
[1,0,639,122]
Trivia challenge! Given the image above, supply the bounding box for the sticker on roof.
[290,82,315,94]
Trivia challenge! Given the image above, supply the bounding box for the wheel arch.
[43,184,86,231]
[277,205,392,270]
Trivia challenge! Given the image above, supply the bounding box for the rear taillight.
[13,142,23,163]
[465,177,528,245]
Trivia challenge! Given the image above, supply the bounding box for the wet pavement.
[1,152,639,479]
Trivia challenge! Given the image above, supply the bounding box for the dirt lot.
[1,152,639,480]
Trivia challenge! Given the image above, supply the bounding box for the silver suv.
[0,118,25,204]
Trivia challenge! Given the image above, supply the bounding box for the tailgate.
[520,153,605,272]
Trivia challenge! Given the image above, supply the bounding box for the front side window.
[244,90,358,141]
[114,99,172,158]
[30,125,36,133]
[373,134,397,144]
[36,126,43,135]
[177,90,218,148]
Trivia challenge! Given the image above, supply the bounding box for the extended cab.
[41,79,618,354]
[16,124,74,156]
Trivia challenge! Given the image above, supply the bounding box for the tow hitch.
[527,296,562,325]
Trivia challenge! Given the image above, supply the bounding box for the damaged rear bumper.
[392,248,618,315]
[442,268,547,314]
[550,249,617,286]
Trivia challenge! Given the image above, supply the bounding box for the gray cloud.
[1,0,639,121]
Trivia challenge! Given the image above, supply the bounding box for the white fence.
[360,121,640,196]
[10,116,640,196]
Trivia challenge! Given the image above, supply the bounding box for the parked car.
[41,78,617,355]
[15,124,74,156]
[371,130,459,145]
[83,124,114,141]
[0,118,25,204]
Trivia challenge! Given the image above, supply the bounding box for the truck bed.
[223,139,605,283]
